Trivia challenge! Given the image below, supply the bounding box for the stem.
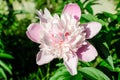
[41,63,51,80]
[92,56,102,67]
[38,68,44,79]
[46,63,50,80]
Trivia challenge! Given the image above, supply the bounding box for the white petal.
[62,3,81,21]
[83,22,102,39]
[36,51,55,65]
[77,42,98,62]
[64,54,78,75]
[26,23,41,43]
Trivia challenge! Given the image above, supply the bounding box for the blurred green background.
[0,0,120,80]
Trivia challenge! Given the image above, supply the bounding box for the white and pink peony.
[26,3,102,75]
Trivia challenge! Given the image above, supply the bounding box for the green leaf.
[0,60,12,75]
[114,67,120,72]
[0,40,4,49]
[99,60,113,71]
[56,63,64,67]
[0,67,7,80]
[86,6,93,14]
[50,67,71,80]
[50,66,83,80]
[57,76,71,80]
[106,55,114,70]
[85,2,93,14]
[71,73,83,80]
[79,67,110,80]
[93,40,114,69]
[77,0,83,10]
[81,14,96,21]
[81,14,107,26]
[0,53,14,59]
[116,1,120,10]
[103,12,117,20]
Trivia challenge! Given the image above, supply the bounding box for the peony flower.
[26,3,102,75]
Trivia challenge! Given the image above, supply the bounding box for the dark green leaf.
[77,0,83,10]
[94,41,114,69]
[79,67,110,80]
[86,6,93,14]
[0,40,4,49]
[85,2,93,14]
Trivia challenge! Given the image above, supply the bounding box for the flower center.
[65,32,70,37]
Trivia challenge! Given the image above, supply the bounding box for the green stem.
[38,68,44,79]
[46,63,50,80]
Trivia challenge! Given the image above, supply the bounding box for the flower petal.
[26,23,41,43]
[77,42,98,62]
[82,22,102,39]
[64,54,78,75]
[36,51,55,65]
[62,3,81,20]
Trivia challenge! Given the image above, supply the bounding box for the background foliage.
[0,0,120,80]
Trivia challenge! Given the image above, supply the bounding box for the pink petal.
[36,51,55,65]
[64,54,78,75]
[83,22,102,39]
[76,42,98,62]
[62,3,81,21]
[26,23,41,43]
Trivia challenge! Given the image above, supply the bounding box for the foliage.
[50,65,110,80]
[0,31,13,80]
[0,0,120,80]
